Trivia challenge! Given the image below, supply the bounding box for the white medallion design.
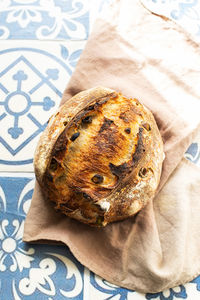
[0,219,35,272]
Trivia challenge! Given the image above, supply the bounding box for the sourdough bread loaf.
[34,87,163,226]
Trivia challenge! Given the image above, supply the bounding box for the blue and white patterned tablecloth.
[0,1,200,299]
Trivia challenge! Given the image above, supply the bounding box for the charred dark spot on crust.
[132,127,145,163]
[88,93,116,111]
[49,157,59,171]
[97,98,109,106]
[70,132,80,141]
[124,127,131,134]
[46,172,53,182]
[134,99,140,106]
[96,92,117,106]
[63,121,68,126]
[139,167,154,178]
[109,162,132,178]
[97,96,112,106]
[72,110,92,126]
[99,118,114,133]
[52,130,68,159]
[82,116,92,124]
[83,193,92,200]
[139,167,148,178]
[142,123,151,131]
[87,95,111,112]
[70,93,116,127]
[68,112,93,132]
[119,112,129,123]
[88,105,95,111]
[92,174,104,184]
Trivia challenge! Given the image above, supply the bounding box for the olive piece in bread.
[34,87,163,227]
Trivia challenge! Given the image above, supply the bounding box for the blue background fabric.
[0,0,200,299]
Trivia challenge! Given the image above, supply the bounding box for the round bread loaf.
[34,87,163,227]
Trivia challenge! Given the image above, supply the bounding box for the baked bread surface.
[34,87,163,226]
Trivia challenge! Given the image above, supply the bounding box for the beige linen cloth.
[23,0,200,293]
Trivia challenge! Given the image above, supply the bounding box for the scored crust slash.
[34,87,164,227]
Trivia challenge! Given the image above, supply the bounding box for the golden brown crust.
[34,87,163,227]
